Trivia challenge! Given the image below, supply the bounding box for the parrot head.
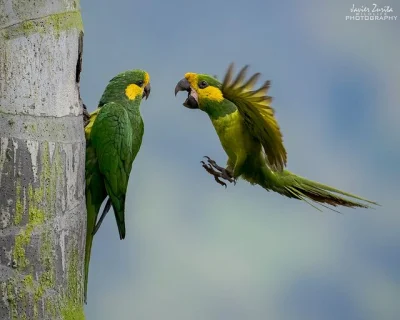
[99,69,151,106]
[174,72,228,114]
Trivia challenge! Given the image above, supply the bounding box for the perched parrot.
[84,69,151,302]
[175,63,379,211]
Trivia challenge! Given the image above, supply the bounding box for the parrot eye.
[137,80,144,87]
[198,80,208,89]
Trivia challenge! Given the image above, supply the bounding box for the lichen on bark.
[0,0,86,319]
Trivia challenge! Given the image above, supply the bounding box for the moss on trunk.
[0,1,86,319]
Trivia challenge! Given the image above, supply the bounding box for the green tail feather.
[110,198,126,240]
[84,195,96,304]
[260,167,379,211]
[84,171,107,303]
[116,214,126,240]
[105,185,126,240]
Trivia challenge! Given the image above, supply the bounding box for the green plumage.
[84,70,150,303]
[175,64,379,211]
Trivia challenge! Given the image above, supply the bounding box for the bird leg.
[201,156,236,188]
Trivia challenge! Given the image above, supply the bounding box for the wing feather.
[221,63,287,171]
[90,102,133,236]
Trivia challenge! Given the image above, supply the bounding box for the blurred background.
[80,0,399,319]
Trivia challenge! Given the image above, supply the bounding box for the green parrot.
[174,63,379,211]
[84,69,151,302]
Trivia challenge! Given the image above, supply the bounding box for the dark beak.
[174,78,198,109]
[142,83,151,100]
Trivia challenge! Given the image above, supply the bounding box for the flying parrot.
[174,63,378,211]
[84,69,151,302]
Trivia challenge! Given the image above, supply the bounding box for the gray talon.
[201,156,236,188]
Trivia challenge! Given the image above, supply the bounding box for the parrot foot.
[201,156,236,188]
[83,103,91,127]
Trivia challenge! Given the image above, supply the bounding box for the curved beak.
[174,78,198,109]
[174,78,191,96]
[142,83,151,100]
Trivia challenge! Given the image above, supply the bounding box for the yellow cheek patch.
[125,84,142,100]
[199,86,224,102]
[185,72,223,102]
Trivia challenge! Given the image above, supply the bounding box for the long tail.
[84,172,107,303]
[84,192,96,304]
[258,166,379,211]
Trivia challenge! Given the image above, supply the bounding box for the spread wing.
[221,63,287,171]
[90,102,133,238]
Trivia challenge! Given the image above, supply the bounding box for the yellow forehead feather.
[144,72,150,86]
[185,72,198,88]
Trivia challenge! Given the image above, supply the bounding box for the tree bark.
[0,1,86,319]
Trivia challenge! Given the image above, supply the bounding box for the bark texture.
[0,0,86,319]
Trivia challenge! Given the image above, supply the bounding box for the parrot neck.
[201,99,237,120]
[99,82,143,108]
[124,98,143,120]
[99,96,142,111]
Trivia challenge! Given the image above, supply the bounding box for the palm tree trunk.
[0,0,86,319]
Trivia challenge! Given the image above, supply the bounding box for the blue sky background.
[80,1,399,319]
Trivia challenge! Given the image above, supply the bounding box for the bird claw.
[214,176,228,188]
[83,103,91,127]
[201,156,236,188]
